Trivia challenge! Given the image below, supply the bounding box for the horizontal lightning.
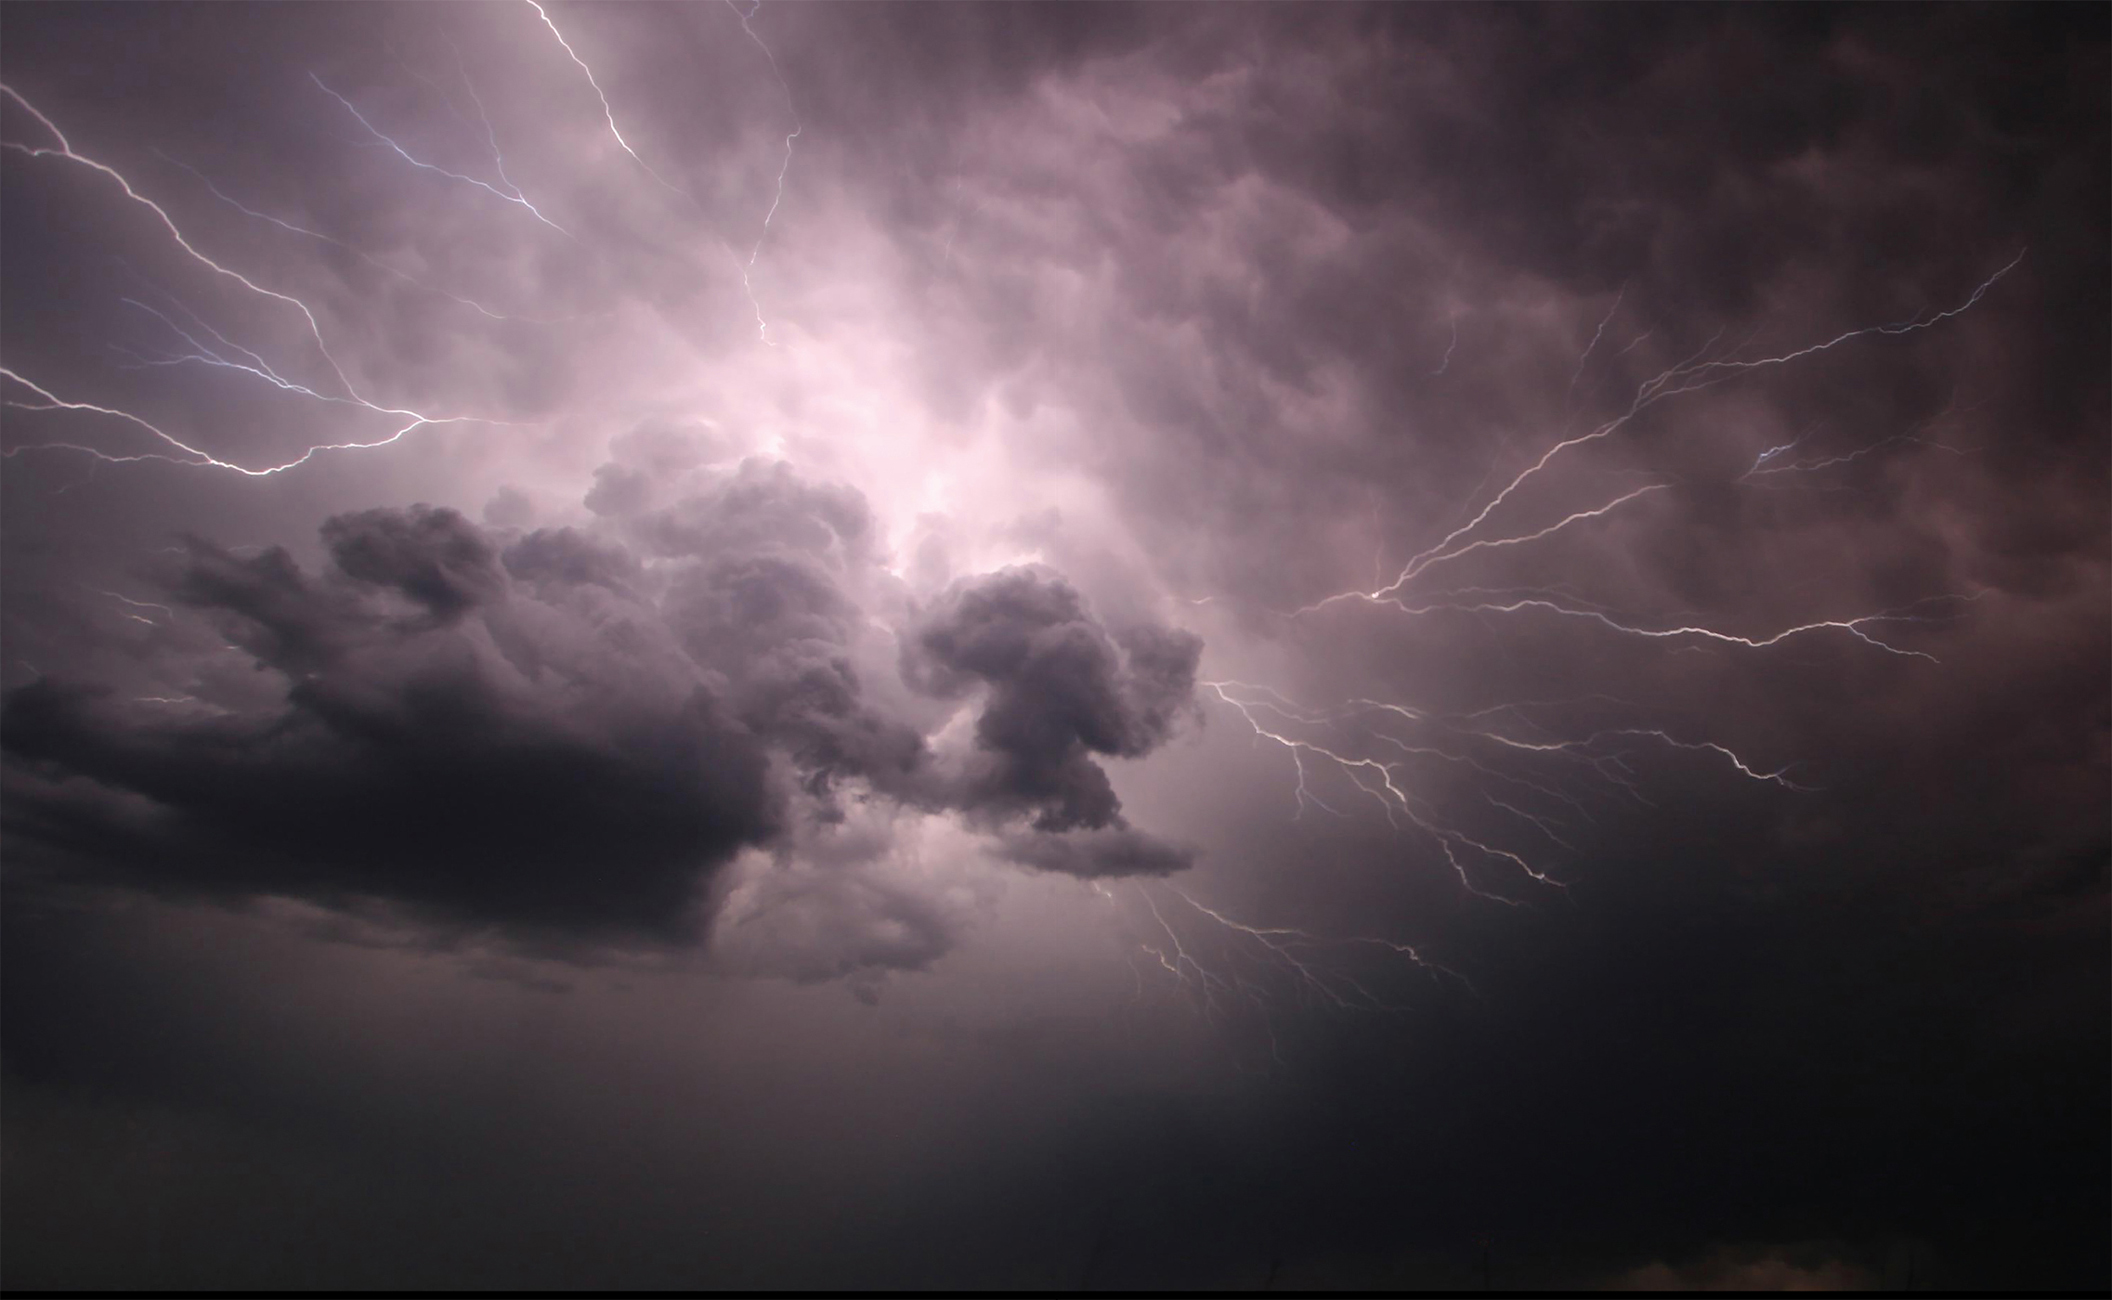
[0,367,486,476]
[1321,255,2025,617]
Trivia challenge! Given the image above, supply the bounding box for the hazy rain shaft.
[2,4,2105,1291]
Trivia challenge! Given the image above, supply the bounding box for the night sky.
[2,3,2106,1291]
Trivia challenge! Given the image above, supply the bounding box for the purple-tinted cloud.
[0,2,2101,1292]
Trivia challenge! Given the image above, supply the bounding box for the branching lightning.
[1198,258,2018,933]
[1115,882,1466,1060]
[1741,398,1974,487]
[1294,255,2020,620]
[0,83,519,473]
[309,72,570,234]
[2,367,489,476]
[150,149,531,322]
[1,83,363,398]
[520,0,801,344]
[0,15,2028,1061]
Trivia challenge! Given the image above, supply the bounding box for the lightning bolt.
[0,84,520,474]
[114,291,373,409]
[1199,671,1828,913]
[526,0,686,195]
[1430,316,1460,377]
[445,38,562,241]
[1389,483,1668,586]
[1742,400,1974,485]
[1292,254,2020,627]
[724,0,803,346]
[1180,262,2016,953]
[1203,680,1577,904]
[149,149,534,322]
[1746,431,1966,480]
[0,17,2034,1064]
[1120,881,1470,1062]
[522,0,800,345]
[1,367,494,476]
[1165,886,1463,1006]
[1,82,365,399]
[94,589,175,626]
[309,72,570,234]
[1567,280,1626,405]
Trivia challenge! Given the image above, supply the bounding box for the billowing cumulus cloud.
[904,568,1201,838]
[3,512,778,938]
[2,457,1206,943]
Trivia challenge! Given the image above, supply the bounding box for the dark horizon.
[2,2,2106,1291]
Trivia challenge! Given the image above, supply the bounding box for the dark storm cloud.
[620,456,939,812]
[320,503,508,621]
[2,517,779,939]
[905,567,1202,838]
[500,523,641,592]
[0,2,2103,1293]
[3,461,1207,935]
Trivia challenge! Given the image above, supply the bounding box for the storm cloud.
[0,2,2103,1292]
[3,459,1207,941]
[4,511,778,938]
[905,568,1201,835]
